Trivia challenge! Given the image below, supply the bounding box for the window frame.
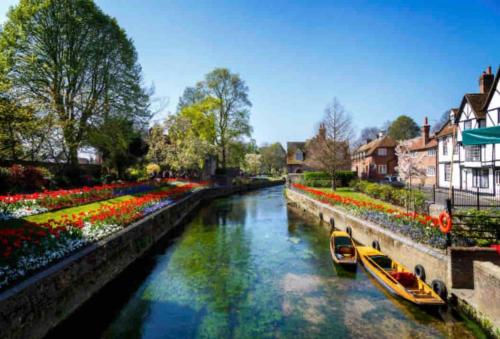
[377,148,387,156]
[463,120,473,130]
[426,166,436,176]
[472,168,489,188]
[465,145,481,162]
[444,164,451,181]
[378,164,387,174]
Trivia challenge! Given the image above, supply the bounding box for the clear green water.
[51,186,484,338]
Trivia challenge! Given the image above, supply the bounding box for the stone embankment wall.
[473,261,500,332]
[0,180,283,339]
[286,188,450,285]
[286,187,500,336]
[450,247,500,289]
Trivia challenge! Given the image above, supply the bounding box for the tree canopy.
[177,68,252,169]
[0,0,151,167]
[387,115,420,141]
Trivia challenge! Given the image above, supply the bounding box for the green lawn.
[316,187,402,211]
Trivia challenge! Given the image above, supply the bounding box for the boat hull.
[330,231,357,266]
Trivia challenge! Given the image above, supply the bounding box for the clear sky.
[1,0,499,147]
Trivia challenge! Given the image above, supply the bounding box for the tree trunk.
[221,140,226,170]
[331,169,337,191]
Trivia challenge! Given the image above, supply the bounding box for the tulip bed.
[0,180,206,290]
[0,179,186,221]
[292,183,473,249]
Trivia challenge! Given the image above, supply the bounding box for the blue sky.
[1,0,499,146]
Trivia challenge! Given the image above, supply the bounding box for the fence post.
[477,186,480,211]
[451,186,455,206]
[433,185,436,204]
[445,198,452,248]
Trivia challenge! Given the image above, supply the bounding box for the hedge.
[303,171,356,188]
[350,180,427,213]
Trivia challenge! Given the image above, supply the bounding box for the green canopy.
[462,126,500,145]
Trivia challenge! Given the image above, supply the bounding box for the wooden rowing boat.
[356,246,445,306]
[330,231,357,266]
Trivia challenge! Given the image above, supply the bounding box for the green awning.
[462,126,500,145]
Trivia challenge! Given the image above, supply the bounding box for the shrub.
[22,166,46,191]
[303,171,356,187]
[146,163,160,177]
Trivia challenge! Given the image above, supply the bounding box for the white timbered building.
[437,66,500,195]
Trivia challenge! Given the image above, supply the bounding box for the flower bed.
[0,182,205,290]
[292,183,472,249]
[0,178,192,221]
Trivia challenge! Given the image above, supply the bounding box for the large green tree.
[0,0,151,167]
[387,115,420,141]
[148,98,217,174]
[259,142,286,175]
[177,68,252,169]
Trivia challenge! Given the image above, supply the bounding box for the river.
[48,185,484,338]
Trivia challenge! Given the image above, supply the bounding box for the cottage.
[437,66,500,195]
[351,134,397,180]
[397,117,437,186]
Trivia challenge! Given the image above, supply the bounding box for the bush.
[22,166,46,191]
[352,179,427,213]
[303,171,356,187]
[146,163,160,177]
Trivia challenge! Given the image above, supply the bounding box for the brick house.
[286,124,350,173]
[397,117,438,186]
[351,134,397,180]
[286,141,310,173]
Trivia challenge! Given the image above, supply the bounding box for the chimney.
[366,138,372,144]
[479,66,494,94]
[319,123,326,139]
[422,116,430,145]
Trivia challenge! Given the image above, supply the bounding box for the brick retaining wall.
[0,180,283,339]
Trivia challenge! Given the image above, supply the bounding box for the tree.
[88,117,146,179]
[395,141,426,186]
[354,126,381,149]
[432,110,451,133]
[177,68,252,169]
[387,115,420,141]
[148,98,218,175]
[0,0,151,167]
[243,153,262,176]
[259,143,286,175]
[305,98,353,190]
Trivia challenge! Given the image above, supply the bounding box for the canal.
[48,185,484,338]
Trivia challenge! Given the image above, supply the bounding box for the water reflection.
[49,186,483,339]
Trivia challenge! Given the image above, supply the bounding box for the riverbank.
[286,186,500,338]
[0,180,284,339]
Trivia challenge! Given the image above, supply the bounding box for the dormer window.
[295,150,304,161]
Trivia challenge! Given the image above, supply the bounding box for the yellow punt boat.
[330,231,357,266]
[356,246,445,306]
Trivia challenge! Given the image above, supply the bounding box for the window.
[479,119,486,128]
[472,169,489,188]
[378,148,387,156]
[443,138,448,155]
[410,151,417,158]
[444,164,451,181]
[427,149,436,156]
[453,143,459,154]
[426,166,436,176]
[465,145,481,162]
[378,164,387,174]
[295,150,303,161]
[464,120,472,130]
[496,170,500,185]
